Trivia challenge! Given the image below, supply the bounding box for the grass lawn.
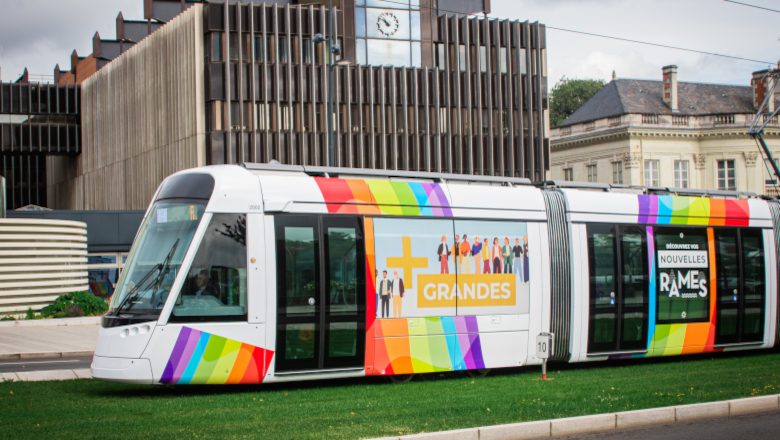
[2,351,779,439]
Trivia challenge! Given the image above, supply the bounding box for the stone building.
[550,66,780,195]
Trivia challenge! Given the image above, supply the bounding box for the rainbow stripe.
[314,177,452,217]
[370,316,485,375]
[160,327,274,384]
[638,195,749,226]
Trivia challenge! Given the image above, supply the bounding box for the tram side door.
[586,224,649,353]
[275,215,366,372]
[714,229,766,344]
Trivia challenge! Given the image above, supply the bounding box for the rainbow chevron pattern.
[638,195,749,226]
[160,327,274,384]
[371,316,485,375]
[640,227,719,357]
[314,177,453,217]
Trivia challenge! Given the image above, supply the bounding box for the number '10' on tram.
[92,164,779,384]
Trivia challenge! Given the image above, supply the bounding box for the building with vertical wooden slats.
[8,0,549,211]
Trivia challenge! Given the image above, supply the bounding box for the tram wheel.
[466,368,491,378]
[388,374,415,384]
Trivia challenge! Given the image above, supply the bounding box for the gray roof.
[560,79,775,127]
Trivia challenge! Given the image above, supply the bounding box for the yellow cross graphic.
[386,235,428,289]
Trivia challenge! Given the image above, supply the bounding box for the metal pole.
[753,133,780,184]
[326,0,336,167]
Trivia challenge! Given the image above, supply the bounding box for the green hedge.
[40,292,108,318]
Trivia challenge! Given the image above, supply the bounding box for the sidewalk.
[372,395,780,440]
[0,316,100,360]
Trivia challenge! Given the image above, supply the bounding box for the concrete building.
[550,66,780,195]
[2,0,551,212]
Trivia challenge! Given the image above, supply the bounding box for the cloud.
[0,0,142,80]
[491,0,778,86]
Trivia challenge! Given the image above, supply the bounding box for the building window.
[354,1,422,68]
[87,253,128,299]
[644,160,659,186]
[674,160,689,188]
[210,33,223,62]
[587,164,597,182]
[612,161,623,184]
[563,167,573,181]
[717,159,736,190]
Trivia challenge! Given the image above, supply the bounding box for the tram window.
[655,227,709,323]
[587,224,617,349]
[741,230,765,303]
[715,230,739,304]
[589,226,616,307]
[327,227,358,316]
[170,214,247,322]
[741,229,765,341]
[621,230,647,306]
[282,226,317,318]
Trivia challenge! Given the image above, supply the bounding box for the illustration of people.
[375,269,382,317]
[472,235,483,274]
[437,235,450,274]
[391,270,405,318]
[453,234,462,273]
[502,237,513,274]
[378,270,391,318]
[492,237,502,273]
[523,235,530,284]
[512,237,524,283]
[460,234,473,274]
[482,238,491,273]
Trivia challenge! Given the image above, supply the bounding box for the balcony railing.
[552,111,779,139]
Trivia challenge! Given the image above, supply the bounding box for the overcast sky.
[0,0,776,87]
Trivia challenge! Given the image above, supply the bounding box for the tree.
[549,77,606,128]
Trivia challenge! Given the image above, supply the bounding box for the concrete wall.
[0,218,88,315]
[47,4,205,210]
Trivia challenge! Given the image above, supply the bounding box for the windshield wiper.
[111,263,161,316]
[112,238,180,316]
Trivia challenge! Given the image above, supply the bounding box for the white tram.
[91,164,779,384]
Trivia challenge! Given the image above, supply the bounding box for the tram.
[91,163,779,384]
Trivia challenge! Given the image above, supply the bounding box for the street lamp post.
[313,0,340,167]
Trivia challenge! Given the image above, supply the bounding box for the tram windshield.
[107,200,206,321]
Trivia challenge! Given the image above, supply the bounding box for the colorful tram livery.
[92,164,779,384]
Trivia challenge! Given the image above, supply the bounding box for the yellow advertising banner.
[417,274,517,308]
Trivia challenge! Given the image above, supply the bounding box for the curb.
[0,368,92,382]
[0,351,94,361]
[372,394,780,440]
[0,316,101,328]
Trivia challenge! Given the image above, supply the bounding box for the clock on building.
[376,11,400,37]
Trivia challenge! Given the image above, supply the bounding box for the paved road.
[565,411,780,440]
[0,355,92,373]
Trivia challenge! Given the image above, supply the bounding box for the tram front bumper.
[91,356,154,384]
